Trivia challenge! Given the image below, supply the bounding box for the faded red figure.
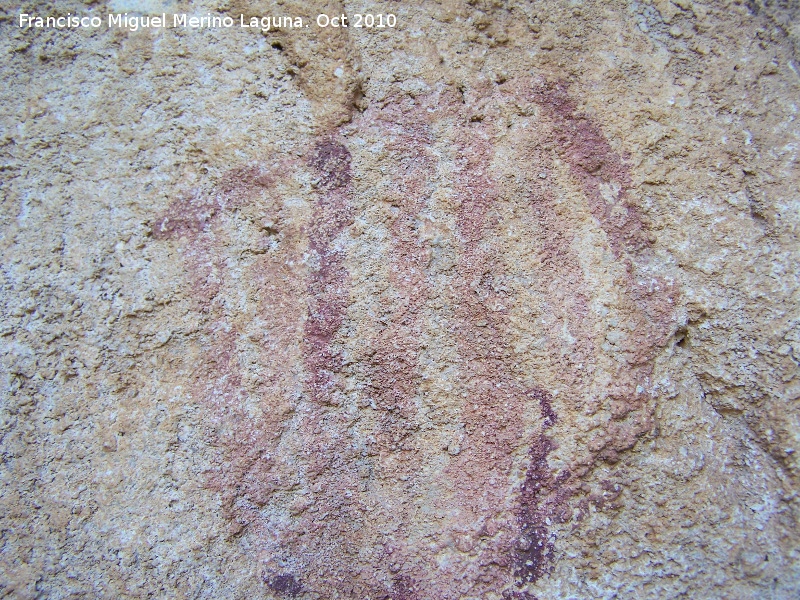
[153,78,676,599]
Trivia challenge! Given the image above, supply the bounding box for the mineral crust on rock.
[1,0,799,598]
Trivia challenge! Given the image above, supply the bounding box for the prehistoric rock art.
[3,1,799,598]
[152,79,678,597]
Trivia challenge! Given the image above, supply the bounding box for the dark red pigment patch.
[442,81,616,595]
[531,79,678,365]
[264,573,303,597]
[287,137,372,585]
[387,574,419,600]
[503,172,596,590]
[308,138,352,189]
[151,143,373,593]
[502,591,539,600]
[513,390,575,587]
[515,435,560,585]
[529,387,557,429]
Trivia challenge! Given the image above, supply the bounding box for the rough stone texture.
[1,0,799,598]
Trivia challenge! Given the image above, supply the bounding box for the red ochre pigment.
[152,79,678,598]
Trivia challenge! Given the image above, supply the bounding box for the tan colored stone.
[1,0,799,598]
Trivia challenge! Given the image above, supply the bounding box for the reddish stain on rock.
[363,98,434,425]
[444,93,561,595]
[532,80,648,256]
[514,433,575,585]
[264,573,303,597]
[150,77,679,598]
[308,138,352,190]
[531,78,678,356]
[387,574,419,600]
[303,139,355,404]
[529,388,557,429]
[151,192,216,240]
[503,591,539,600]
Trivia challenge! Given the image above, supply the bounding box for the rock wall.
[1,0,799,598]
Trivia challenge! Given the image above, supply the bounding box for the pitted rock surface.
[1,1,799,598]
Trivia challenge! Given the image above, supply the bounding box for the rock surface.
[1,0,799,598]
